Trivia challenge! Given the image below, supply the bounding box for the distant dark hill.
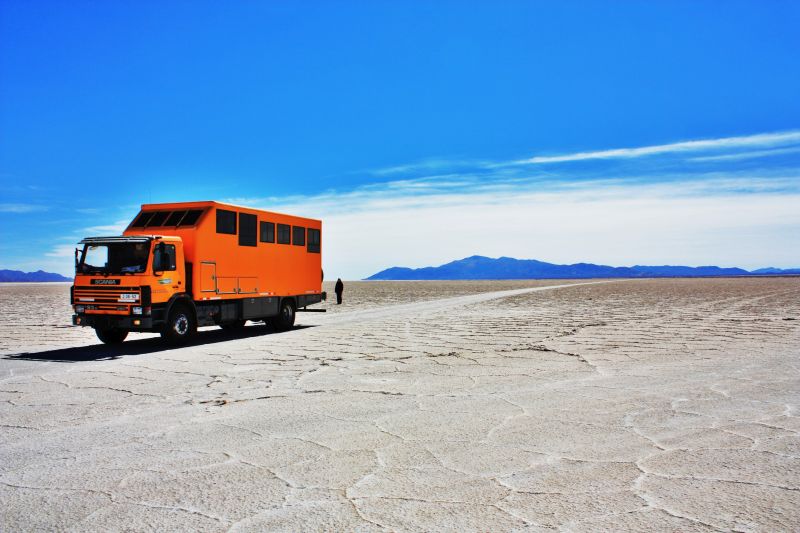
[364,255,797,280]
[751,267,800,275]
[0,269,71,282]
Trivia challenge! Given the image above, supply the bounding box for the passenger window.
[293,226,305,246]
[153,244,176,271]
[165,210,186,226]
[260,221,275,243]
[216,209,237,234]
[147,211,170,227]
[307,228,321,253]
[180,209,203,226]
[277,224,291,244]
[131,211,153,228]
[239,213,257,247]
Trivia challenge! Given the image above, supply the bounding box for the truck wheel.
[271,300,295,332]
[220,320,246,331]
[161,304,196,344]
[95,327,128,344]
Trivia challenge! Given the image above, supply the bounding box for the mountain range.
[366,256,800,280]
[4,260,799,282]
[0,269,72,282]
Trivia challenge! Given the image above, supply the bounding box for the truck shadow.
[3,324,316,363]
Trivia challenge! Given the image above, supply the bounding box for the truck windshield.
[79,242,151,275]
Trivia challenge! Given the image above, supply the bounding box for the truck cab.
[72,235,188,343]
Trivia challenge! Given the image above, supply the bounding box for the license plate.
[119,293,139,302]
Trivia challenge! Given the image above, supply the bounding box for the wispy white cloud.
[510,130,800,165]
[45,220,131,266]
[228,168,800,278]
[234,169,800,215]
[689,146,800,162]
[365,130,800,176]
[0,203,47,213]
[40,173,800,278]
[371,158,486,176]
[33,130,800,278]
[325,182,800,278]
[84,220,129,235]
[46,244,79,258]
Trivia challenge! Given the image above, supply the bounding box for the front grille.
[73,285,141,314]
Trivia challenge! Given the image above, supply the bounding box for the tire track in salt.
[305,280,629,327]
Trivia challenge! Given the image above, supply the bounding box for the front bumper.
[73,314,154,330]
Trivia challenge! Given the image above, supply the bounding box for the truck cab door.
[151,241,185,301]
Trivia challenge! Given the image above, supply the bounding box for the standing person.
[334,278,344,305]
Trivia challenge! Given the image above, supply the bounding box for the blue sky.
[1,1,799,278]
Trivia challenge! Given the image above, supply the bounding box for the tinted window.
[148,211,170,227]
[216,209,237,234]
[260,221,275,243]
[307,228,321,253]
[180,209,203,226]
[131,211,154,228]
[239,213,257,247]
[277,224,291,244]
[153,244,176,271]
[165,210,186,226]
[293,226,305,246]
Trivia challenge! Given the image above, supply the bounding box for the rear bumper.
[73,314,155,330]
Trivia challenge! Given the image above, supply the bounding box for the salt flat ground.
[1,279,799,532]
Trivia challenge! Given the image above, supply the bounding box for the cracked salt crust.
[1,278,799,531]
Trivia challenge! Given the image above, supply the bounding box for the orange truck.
[71,201,325,344]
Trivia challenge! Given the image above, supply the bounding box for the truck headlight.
[132,306,143,315]
[75,305,85,313]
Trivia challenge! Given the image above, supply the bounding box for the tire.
[220,320,246,331]
[270,299,296,332]
[161,303,196,344]
[95,327,128,344]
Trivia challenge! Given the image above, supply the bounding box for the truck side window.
[307,228,321,253]
[165,210,186,226]
[260,221,275,243]
[239,213,257,247]
[153,244,176,271]
[180,209,203,226]
[277,224,291,244]
[292,226,305,246]
[131,211,153,228]
[147,211,170,227]
[216,209,237,234]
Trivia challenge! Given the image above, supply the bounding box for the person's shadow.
[3,324,315,363]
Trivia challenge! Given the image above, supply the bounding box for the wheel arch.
[165,293,197,321]
[280,296,297,310]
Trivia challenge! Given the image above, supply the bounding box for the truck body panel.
[125,201,322,301]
